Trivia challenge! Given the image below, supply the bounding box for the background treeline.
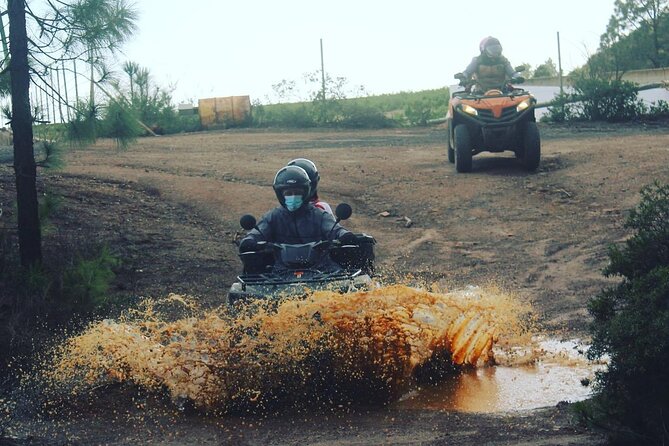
[251,88,450,129]
[47,3,669,139]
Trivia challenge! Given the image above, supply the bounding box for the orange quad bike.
[446,72,540,173]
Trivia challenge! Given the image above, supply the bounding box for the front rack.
[237,269,362,289]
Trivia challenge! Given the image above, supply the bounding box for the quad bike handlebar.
[453,72,525,94]
[253,239,344,253]
[241,238,363,272]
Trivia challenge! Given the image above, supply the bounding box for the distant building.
[198,96,251,128]
[178,102,197,116]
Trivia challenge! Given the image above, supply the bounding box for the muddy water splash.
[397,337,605,413]
[44,285,531,410]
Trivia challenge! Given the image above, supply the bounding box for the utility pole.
[557,31,565,118]
[557,31,564,96]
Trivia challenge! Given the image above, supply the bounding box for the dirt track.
[50,121,669,334]
[3,121,669,444]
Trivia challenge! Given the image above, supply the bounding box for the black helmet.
[287,158,320,199]
[273,165,311,208]
[479,36,503,58]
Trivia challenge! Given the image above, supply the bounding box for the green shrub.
[22,264,52,301]
[33,123,68,142]
[35,141,64,169]
[585,182,669,444]
[574,78,647,121]
[543,93,579,123]
[66,100,100,145]
[254,88,449,128]
[404,100,434,126]
[100,99,142,149]
[337,102,395,129]
[38,193,61,236]
[648,100,669,119]
[256,103,317,128]
[62,245,119,311]
[544,78,647,123]
[164,114,202,134]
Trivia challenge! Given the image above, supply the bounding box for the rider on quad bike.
[238,165,354,268]
[230,165,375,306]
[455,36,524,94]
[446,37,540,173]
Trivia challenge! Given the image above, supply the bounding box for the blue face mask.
[284,195,303,212]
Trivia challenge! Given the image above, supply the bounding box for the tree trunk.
[89,48,94,106]
[8,0,42,267]
[73,58,79,102]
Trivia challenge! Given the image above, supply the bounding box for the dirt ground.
[2,120,669,445]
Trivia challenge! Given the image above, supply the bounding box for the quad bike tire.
[521,122,541,171]
[454,124,472,173]
[446,120,455,163]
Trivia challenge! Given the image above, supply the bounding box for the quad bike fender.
[452,106,536,152]
[452,104,536,128]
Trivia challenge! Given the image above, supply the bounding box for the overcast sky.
[118,0,616,105]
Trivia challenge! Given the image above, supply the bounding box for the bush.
[647,100,669,120]
[543,93,579,123]
[255,103,317,128]
[575,78,647,121]
[66,100,100,145]
[0,226,121,363]
[585,182,669,444]
[253,88,449,128]
[404,100,434,126]
[337,102,395,129]
[544,78,647,123]
[62,245,120,312]
[166,114,202,134]
[100,99,142,149]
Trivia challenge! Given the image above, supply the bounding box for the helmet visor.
[485,43,502,58]
[282,187,304,197]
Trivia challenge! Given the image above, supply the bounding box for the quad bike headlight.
[461,104,478,116]
[516,98,532,112]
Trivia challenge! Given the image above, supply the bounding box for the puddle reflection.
[396,339,605,413]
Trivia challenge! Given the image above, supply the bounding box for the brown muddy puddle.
[37,285,605,415]
[395,339,603,413]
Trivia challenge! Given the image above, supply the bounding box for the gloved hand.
[239,238,258,253]
[338,232,357,246]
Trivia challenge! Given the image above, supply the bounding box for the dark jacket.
[242,203,349,244]
[240,203,351,270]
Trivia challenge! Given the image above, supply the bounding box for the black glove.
[239,238,258,253]
[338,232,357,246]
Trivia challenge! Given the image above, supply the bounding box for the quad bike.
[227,203,376,306]
[446,71,541,173]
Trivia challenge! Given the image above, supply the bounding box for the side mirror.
[334,203,352,221]
[240,214,257,230]
[454,72,465,81]
[511,76,525,84]
[514,65,526,72]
